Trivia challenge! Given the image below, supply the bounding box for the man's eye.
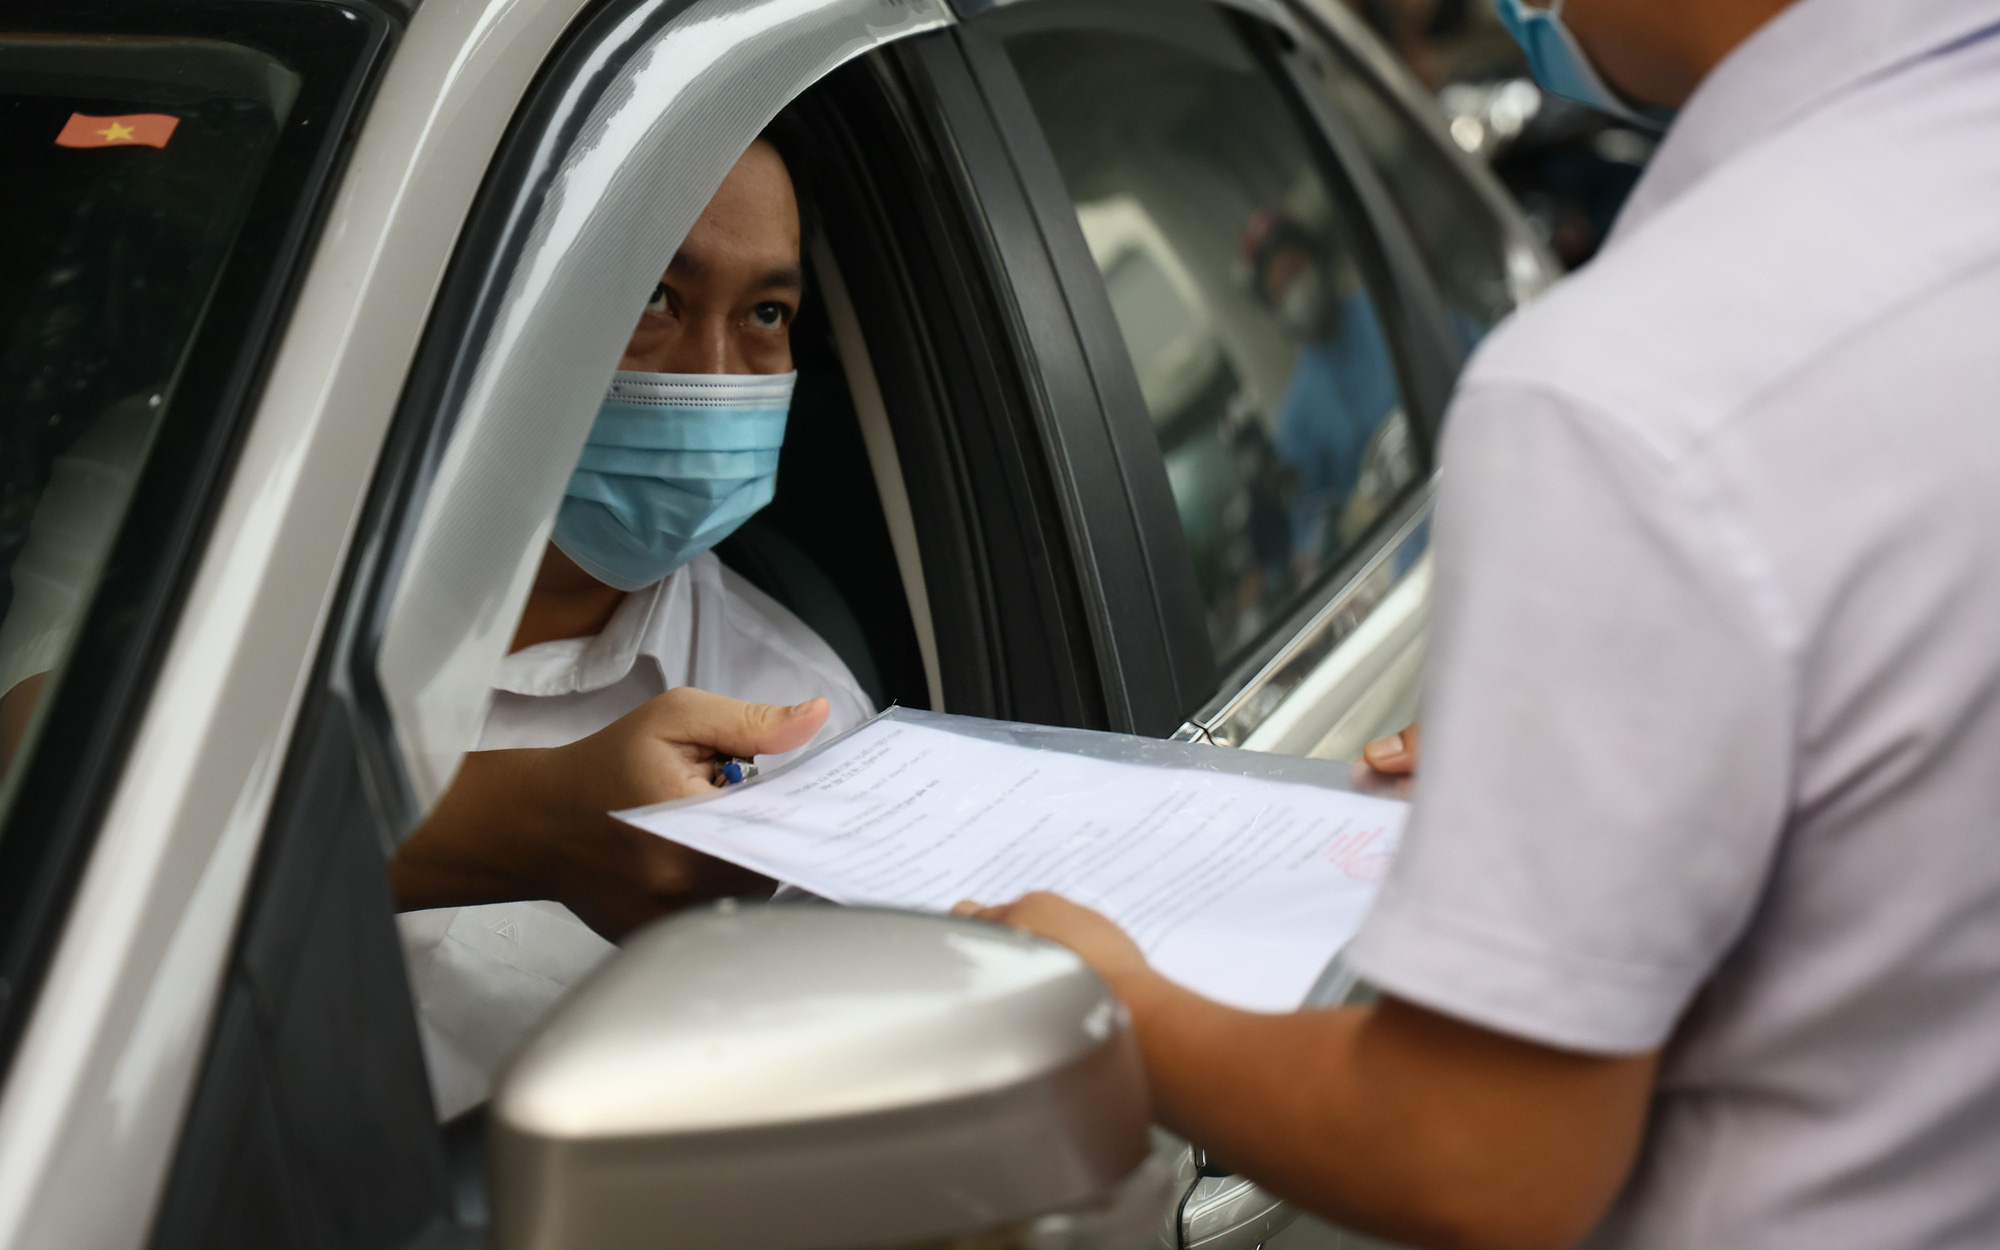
[750,301,788,330]
[645,283,671,315]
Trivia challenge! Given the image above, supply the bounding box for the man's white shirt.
[397,551,873,1120]
[1344,1,2000,1244]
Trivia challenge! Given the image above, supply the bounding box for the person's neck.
[511,545,626,652]
[1571,0,1798,109]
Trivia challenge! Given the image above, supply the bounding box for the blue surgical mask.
[553,370,795,591]
[1494,0,1672,131]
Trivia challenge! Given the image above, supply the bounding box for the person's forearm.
[1109,972,1651,1250]
[390,748,559,911]
[1111,974,1442,1243]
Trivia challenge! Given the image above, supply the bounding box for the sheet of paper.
[617,717,1408,1012]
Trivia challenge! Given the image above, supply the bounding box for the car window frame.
[0,0,396,1077]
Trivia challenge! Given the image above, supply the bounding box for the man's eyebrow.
[661,253,802,292]
[758,265,804,292]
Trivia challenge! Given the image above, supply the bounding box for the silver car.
[0,0,1550,1245]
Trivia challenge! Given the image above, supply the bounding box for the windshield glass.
[0,33,296,786]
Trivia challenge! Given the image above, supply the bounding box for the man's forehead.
[665,248,801,289]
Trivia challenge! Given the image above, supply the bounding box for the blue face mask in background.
[553,370,795,591]
[1493,0,1673,131]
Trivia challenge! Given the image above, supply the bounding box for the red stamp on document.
[1324,825,1394,883]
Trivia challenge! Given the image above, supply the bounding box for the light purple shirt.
[1345,1,2000,1243]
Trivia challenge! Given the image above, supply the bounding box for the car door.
[138,0,986,1244]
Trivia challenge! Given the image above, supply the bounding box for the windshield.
[0,0,384,1068]
[0,32,298,782]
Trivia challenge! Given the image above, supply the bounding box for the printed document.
[617,714,1408,1012]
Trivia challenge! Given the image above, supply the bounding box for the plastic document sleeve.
[616,707,1408,1012]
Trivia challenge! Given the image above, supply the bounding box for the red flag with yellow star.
[55,113,179,149]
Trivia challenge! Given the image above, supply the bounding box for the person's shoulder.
[1454,251,1720,472]
[1469,62,2000,465]
[1464,151,1992,468]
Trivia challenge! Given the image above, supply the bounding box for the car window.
[987,0,1423,668]
[1301,39,1517,348]
[0,30,310,798]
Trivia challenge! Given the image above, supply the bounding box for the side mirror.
[490,904,1164,1250]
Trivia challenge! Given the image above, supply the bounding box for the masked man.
[391,137,874,1119]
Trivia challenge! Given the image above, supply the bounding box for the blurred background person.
[1242,210,1401,584]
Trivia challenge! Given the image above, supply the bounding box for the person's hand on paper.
[391,687,828,940]
[954,892,1157,997]
[1361,721,1420,776]
[1356,721,1419,797]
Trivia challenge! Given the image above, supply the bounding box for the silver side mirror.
[490,904,1166,1250]
[1166,1162,1298,1250]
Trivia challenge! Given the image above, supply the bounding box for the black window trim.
[810,45,1116,731]
[0,0,398,1075]
[938,19,1223,734]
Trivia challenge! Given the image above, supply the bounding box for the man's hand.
[953,893,1154,993]
[391,688,828,940]
[1362,721,1420,776]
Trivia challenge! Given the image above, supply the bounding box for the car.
[0,0,1553,1246]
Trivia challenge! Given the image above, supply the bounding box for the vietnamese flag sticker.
[55,112,179,150]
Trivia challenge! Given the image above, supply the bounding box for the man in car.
[390,136,875,1119]
[962,0,2000,1246]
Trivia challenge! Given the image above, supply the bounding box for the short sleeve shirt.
[1342,2,2000,1244]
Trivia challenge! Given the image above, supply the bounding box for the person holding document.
[962,0,2000,1246]
[390,136,873,1119]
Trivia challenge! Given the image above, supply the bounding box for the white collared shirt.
[398,552,872,1119]
[1344,1,2000,1244]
